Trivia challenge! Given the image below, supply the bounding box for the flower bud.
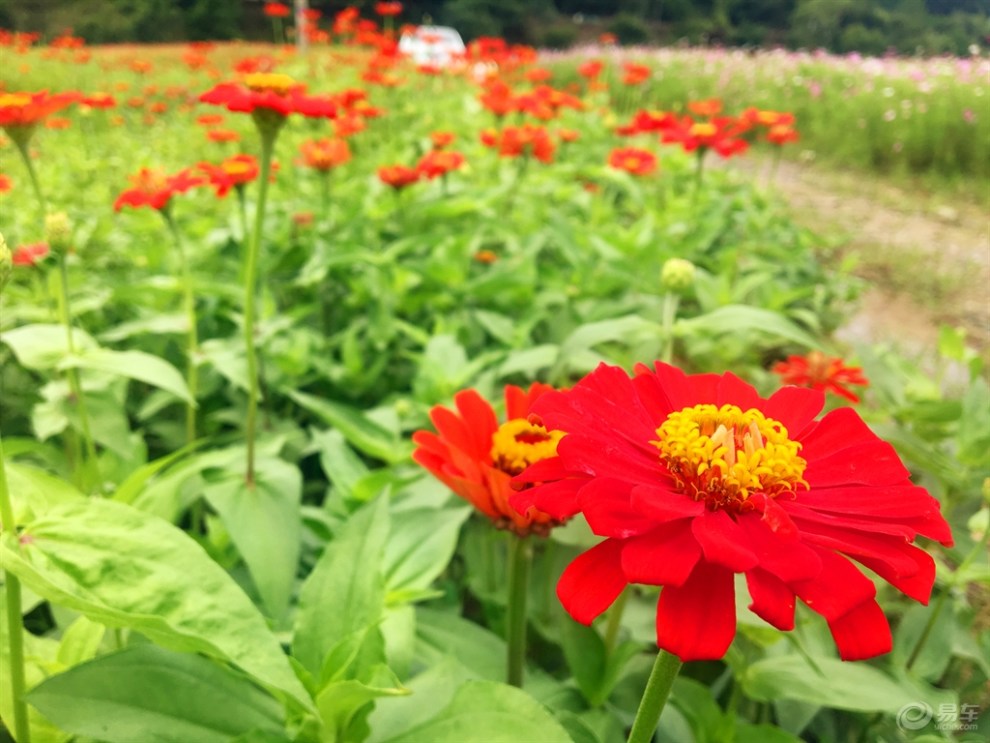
[45,211,73,255]
[0,233,11,291]
[661,258,696,293]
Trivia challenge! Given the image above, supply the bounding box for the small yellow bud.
[661,258,696,293]
[45,211,73,255]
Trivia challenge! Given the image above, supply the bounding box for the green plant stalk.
[627,650,683,743]
[692,150,706,202]
[906,524,990,671]
[661,293,680,364]
[13,134,47,218]
[603,587,630,655]
[0,435,31,743]
[57,259,100,490]
[162,211,198,444]
[506,535,532,688]
[243,130,277,486]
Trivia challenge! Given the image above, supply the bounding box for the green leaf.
[26,645,288,743]
[383,506,470,600]
[1,498,311,710]
[377,680,572,743]
[741,655,918,713]
[498,344,559,379]
[316,664,408,740]
[560,315,660,357]
[735,723,803,743]
[676,305,819,348]
[290,391,411,464]
[56,615,105,667]
[59,348,194,404]
[1,323,97,370]
[294,496,390,676]
[112,441,204,505]
[4,461,84,524]
[311,428,369,501]
[99,313,188,342]
[414,607,505,681]
[203,458,302,620]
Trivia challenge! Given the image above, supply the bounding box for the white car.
[398,25,466,67]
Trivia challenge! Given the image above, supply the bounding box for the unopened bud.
[0,233,10,290]
[45,211,73,254]
[661,258,696,293]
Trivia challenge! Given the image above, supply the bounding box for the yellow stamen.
[0,93,32,108]
[244,73,298,95]
[689,122,717,138]
[490,418,564,476]
[653,403,808,510]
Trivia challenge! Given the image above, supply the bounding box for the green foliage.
[609,12,652,45]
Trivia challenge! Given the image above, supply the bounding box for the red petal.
[764,386,824,438]
[691,510,759,571]
[454,389,499,457]
[430,405,482,458]
[656,561,737,661]
[745,568,796,631]
[630,484,706,522]
[581,478,653,538]
[804,440,910,486]
[716,372,764,412]
[790,550,876,621]
[851,546,936,604]
[557,434,661,484]
[558,539,627,625]
[735,514,823,582]
[620,523,701,586]
[648,362,721,410]
[791,519,922,577]
[798,407,876,454]
[828,600,892,661]
[511,477,585,520]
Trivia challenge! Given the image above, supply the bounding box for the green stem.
[0,435,31,743]
[58,260,99,491]
[692,150,706,202]
[660,293,680,364]
[244,131,277,487]
[627,650,683,743]
[604,587,630,655]
[13,134,47,219]
[162,211,198,445]
[506,535,532,688]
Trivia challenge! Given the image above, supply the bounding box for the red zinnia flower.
[511,361,952,662]
[0,90,79,143]
[199,74,336,133]
[114,167,205,211]
[661,116,748,158]
[578,60,604,79]
[207,128,240,143]
[766,123,800,146]
[80,92,116,109]
[0,174,11,193]
[263,2,291,18]
[621,62,651,86]
[608,146,657,175]
[772,351,868,403]
[378,164,420,189]
[687,98,722,117]
[374,2,403,17]
[416,149,465,179]
[431,130,455,149]
[414,384,564,536]
[299,138,351,171]
[13,242,49,267]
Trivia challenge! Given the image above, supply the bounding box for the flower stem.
[244,131,276,487]
[57,259,99,491]
[13,135,47,218]
[660,293,680,364]
[0,434,31,743]
[162,211,198,445]
[627,650,683,743]
[506,535,532,688]
[604,587,630,655]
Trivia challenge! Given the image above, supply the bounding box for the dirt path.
[735,158,990,363]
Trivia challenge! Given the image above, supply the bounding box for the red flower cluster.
[0,90,79,140]
[13,242,49,267]
[114,167,204,212]
[413,384,563,536]
[374,2,403,17]
[416,149,465,179]
[510,362,951,662]
[299,138,351,171]
[199,74,337,130]
[773,351,869,403]
[263,2,291,18]
[480,124,556,163]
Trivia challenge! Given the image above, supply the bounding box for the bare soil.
[734,158,990,363]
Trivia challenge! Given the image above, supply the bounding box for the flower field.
[1,12,988,743]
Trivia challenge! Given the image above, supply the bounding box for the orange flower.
[621,62,650,85]
[661,115,749,158]
[766,124,800,145]
[413,384,564,536]
[557,128,580,143]
[197,113,226,127]
[81,92,116,109]
[299,138,351,171]
[207,128,241,143]
[12,242,50,267]
[578,60,603,79]
[474,249,497,264]
[44,117,71,129]
[525,67,553,83]
[200,154,261,196]
[0,91,79,142]
[608,146,657,176]
[772,351,869,403]
[416,149,465,179]
[199,74,337,130]
[599,32,617,45]
[114,167,205,211]
[374,2,403,16]
[378,164,420,189]
[430,130,455,149]
[687,98,722,117]
[0,173,11,192]
[263,2,291,18]
[483,124,555,163]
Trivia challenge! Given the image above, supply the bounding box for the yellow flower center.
[490,418,564,476]
[654,404,808,511]
[689,122,717,138]
[0,93,32,108]
[224,161,251,176]
[244,73,298,95]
